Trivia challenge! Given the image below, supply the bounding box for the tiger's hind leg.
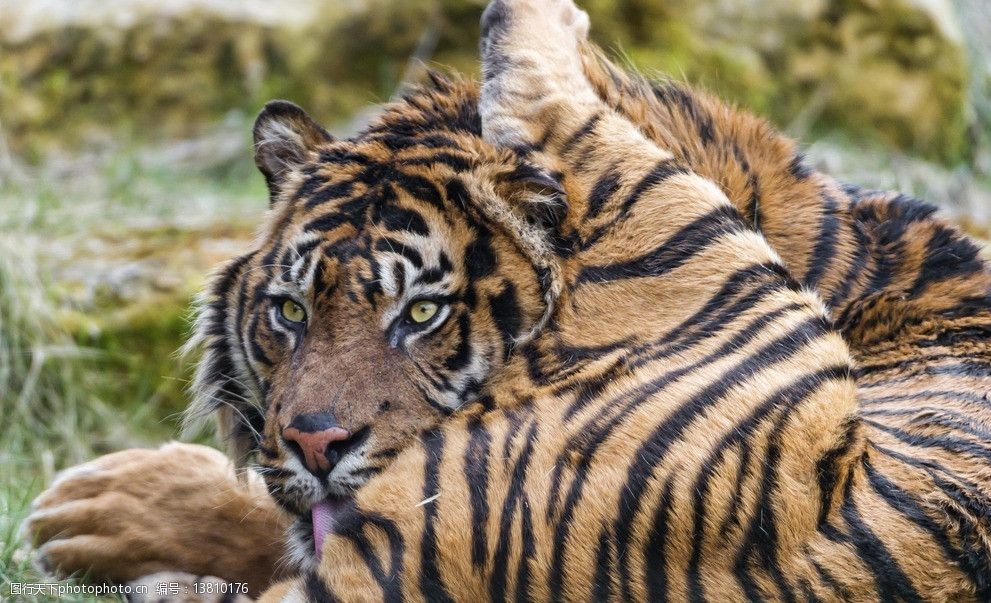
[475,2,882,600]
[479,0,598,152]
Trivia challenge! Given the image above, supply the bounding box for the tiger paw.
[23,442,289,596]
[479,0,599,151]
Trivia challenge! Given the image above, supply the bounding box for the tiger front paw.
[23,442,290,596]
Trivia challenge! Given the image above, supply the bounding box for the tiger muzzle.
[282,412,352,475]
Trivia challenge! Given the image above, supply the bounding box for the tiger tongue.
[312,499,340,557]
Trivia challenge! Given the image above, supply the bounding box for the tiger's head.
[186,76,562,543]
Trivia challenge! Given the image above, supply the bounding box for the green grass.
[0,131,264,600]
[0,241,142,601]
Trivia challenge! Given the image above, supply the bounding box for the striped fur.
[185,78,572,555]
[172,2,991,601]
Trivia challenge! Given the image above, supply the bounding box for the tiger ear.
[500,159,568,232]
[253,100,334,200]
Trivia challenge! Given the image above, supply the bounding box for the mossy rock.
[46,223,255,422]
[0,0,973,162]
[60,291,194,422]
[578,0,970,162]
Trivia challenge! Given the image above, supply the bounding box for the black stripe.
[585,165,622,221]
[375,237,423,268]
[746,172,762,230]
[718,437,754,538]
[860,389,991,407]
[515,493,537,603]
[865,419,991,463]
[862,406,991,442]
[837,481,924,602]
[305,211,354,234]
[733,408,801,603]
[561,111,604,156]
[332,511,406,603]
[415,266,448,285]
[465,232,497,281]
[593,525,615,601]
[465,415,492,568]
[789,153,812,180]
[652,82,714,144]
[825,211,870,311]
[617,160,690,218]
[490,282,522,357]
[863,457,965,577]
[802,190,840,289]
[814,419,860,525]
[908,224,983,298]
[379,204,430,236]
[419,431,453,602]
[305,571,338,603]
[577,206,743,284]
[303,179,357,209]
[809,557,853,601]
[247,313,273,367]
[318,148,374,166]
[378,132,458,150]
[401,152,472,172]
[443,313,473,371]
[235,274,266,406]
[394,172,445,210]
[644,476,677,602]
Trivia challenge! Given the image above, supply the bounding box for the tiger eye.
[280,299,306,323]
[408,300,439,323]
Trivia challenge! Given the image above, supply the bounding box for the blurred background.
[2,0,989,595]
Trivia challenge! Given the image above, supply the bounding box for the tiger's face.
[188,80,562,530]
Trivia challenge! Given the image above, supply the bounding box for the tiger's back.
[581,41,991,599]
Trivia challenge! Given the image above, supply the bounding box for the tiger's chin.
[260,435,383,568]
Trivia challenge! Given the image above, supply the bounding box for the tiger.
[25,0,991,600]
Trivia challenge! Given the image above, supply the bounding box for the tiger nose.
[282,412,351,476]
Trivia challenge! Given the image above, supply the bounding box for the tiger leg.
[23,442,289,597]
[479,0,596,152]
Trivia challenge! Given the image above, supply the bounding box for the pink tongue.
[312,500,336,557]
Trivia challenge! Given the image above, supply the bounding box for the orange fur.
[25,1,991,600]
